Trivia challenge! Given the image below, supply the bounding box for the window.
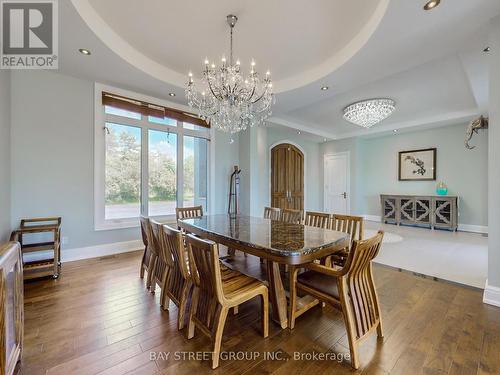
[95,87,210,230]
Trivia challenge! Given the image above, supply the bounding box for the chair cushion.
[297,270,340,299]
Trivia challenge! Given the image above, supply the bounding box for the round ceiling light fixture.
[423,0,440,11]
[78,48,91,55]
[343,98,396,128]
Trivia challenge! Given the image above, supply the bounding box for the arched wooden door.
[271,143,304,211]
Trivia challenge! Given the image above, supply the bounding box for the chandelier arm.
[250,86,270,104]
[207,77,223,100]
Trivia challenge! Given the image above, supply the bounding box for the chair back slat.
[304,211,330,228]
[161,225,190,305]
[186,234,224,330]
[149,220,169,284]
[281,208,302,224]
[330,214,363,245]
[140,217,156,255]
[263,206,281,221]
[140,216,149,248]
[345,231,383,340]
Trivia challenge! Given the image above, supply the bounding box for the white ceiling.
[59,0,500,142]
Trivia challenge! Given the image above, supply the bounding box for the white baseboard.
[22,239,142,263]
[457,224,488,234]
[363,215,381,222]
[483,280,500,308]
[362,214,488,234]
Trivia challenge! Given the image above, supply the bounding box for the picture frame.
[398,148,436,181]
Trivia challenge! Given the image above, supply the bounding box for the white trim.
[23,240,143,264]
[362,214,488,234]
[323,151,351,214]
[483,280,500,308]
[268,140,307,210]
[457,224,488,234]
[363,215,381,222]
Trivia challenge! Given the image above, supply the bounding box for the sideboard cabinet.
[380,194,458,231]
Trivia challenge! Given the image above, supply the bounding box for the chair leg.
[178,283,191,330]
[146,255,157,290]
[187,289,199,339]
[261,290,269,338]
[233,306,239,315]
[288,267,298,330]
[377,320,384,338]
[160,270,169,309]
[212,307,229,369]
[140,247,147,279]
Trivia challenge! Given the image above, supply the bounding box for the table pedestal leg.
[266,260,288,329]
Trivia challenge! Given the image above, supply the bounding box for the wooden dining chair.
[304,211,330,228]
[149,220,169,301]
[139,216,153,282]
[288,231,385,369]
[281,208,302,224]
[264,206,281,220]
[185,234,269,369]
[160,225,193,329]
[176,205,203,224]
[329,214,364,266]
[140,216,157,289]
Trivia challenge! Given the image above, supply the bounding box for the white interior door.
[324,152,350,214]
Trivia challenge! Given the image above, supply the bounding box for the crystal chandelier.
[186,15,274,134]
[343,98,396,128]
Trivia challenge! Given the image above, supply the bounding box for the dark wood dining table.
[178,214,350,329]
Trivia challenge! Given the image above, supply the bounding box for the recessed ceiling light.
[423,0,440,11]
[297,131,301,135]
[78,48,91,55]
[323,138,327,142]
[168,93,176,97]
[393,129,398,133]
[321,86,329,91]
[484,47,491,53]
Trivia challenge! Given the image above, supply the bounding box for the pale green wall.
[10,70,238,250]
[321,124,488,226]
[0,70,11,243]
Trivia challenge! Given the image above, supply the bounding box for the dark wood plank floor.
[18,250,500,375]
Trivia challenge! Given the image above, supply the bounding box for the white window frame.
[94,83,211,231]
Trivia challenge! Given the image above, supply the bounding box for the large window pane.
[183,136,208,210]
[149,130,177,216]
[105,123,141,219]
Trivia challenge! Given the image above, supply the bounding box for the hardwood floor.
[18,250,500,374]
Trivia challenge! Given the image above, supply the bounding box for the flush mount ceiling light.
[78,48,91,55]
[343,98,396,128]
[423,0,440,10]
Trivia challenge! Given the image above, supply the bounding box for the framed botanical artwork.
[398,148,436,181]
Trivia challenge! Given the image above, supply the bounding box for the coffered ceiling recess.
[72,0,389,93]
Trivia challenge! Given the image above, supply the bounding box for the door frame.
[323,151,351,214]
[269,140,307,210]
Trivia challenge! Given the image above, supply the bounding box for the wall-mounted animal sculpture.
[465,115,488,150]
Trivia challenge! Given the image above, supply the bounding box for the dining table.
[178,214,350,329]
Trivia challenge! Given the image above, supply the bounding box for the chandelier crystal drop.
[186,15,274,134]
[343,98,396,128]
